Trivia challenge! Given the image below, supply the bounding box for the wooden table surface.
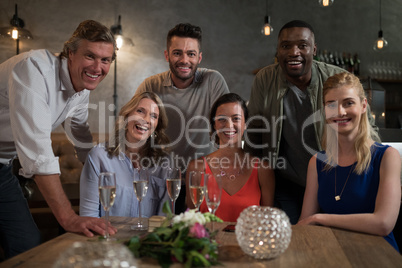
[2,216,402,267]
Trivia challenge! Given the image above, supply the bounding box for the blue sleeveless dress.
[316,142,399,251]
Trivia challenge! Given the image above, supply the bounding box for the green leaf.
[203,212,223,223]
[162,201,172,218]
[126,236,141,257]
[172,247,184,262]
[154,227,174,238]
[187,250,211,267]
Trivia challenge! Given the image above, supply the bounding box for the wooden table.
[2,217,402,267]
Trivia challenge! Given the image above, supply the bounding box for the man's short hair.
[61,20,117,61]
[278,20,315,37]
[166,23,202,50]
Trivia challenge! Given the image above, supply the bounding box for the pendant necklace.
[334,163,355,201]
[219,167,242,181]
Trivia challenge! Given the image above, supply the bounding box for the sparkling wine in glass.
[98,172,116,241]
[132,168,149,230]
[205,174,222,231]
[189,171,206,211]
[166,167,181,215]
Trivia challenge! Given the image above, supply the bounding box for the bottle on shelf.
[347,53,354,74]
[333,51,340,67]
[353,53,360,76]
[343,52,350,71]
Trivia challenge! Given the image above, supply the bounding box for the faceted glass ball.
[235,206,292,259]
[53,241,138,268]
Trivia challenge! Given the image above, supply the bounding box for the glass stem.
[104,210,109,239]
[172,200,175,215]
[138,200,142,225]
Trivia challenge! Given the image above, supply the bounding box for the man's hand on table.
[34,174,117,237]
[62,214,118,237]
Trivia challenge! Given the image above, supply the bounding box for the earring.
[151,132,157,139]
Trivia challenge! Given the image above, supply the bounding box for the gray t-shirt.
[135,68,229,171]
[276,83,319,187]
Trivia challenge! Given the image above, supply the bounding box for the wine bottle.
[353,53,360,76]
[348,53,354,74]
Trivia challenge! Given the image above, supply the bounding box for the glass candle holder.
[53,242,138,268]
[235,206,292,259]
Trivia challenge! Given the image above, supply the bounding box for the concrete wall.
[1,0,401,133]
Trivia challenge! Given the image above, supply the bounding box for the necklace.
[219,167,242,181]
[334,164,354,201]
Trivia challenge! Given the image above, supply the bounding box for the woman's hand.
[297,214,321,226]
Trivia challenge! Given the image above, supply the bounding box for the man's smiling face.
[68,40,114,92]
[164,36,202,88]
[277,27,316,84]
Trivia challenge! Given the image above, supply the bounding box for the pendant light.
[261,0,273,36]
[110,15,134,49]
[110,15,134,118]
[318,0,334,7]
[374,0,388,51]
[0,4,33,54]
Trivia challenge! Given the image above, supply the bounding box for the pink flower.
[189,223,209,238]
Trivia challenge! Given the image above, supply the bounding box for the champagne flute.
[98,172,116,241]
[132,168,149,230]
[189,171,206,211]
[166,167,181,215]
[205,174,222,231]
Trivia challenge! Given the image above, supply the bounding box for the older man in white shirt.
[0,20,117,259]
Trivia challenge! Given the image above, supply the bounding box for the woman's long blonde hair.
[321,72,380,174]
[107,92,169,165]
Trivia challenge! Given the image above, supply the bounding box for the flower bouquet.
[127,202,223,268]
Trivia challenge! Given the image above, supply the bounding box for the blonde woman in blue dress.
[298,72,401,251]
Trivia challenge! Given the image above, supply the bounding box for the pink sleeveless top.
[199,157,261,222]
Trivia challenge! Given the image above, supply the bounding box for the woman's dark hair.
[209,93,248,145]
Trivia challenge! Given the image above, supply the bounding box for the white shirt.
[0,49,93,177]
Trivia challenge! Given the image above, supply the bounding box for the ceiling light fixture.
[374,0,388,51]
[318,0,334,7]
[261,0,273,36]
[110,15,134,118]
[0,4,33,54]
[110,15,134,49]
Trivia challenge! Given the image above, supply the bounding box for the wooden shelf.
[376,79,402,84]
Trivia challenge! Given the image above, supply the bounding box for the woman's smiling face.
[213,102,246,147]
[324,85,367,137]
[126,98,159,145]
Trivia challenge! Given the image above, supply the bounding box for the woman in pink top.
[185,93,275,222]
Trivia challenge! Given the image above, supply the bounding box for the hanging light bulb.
[261,15,273,36]
[318,0,334,7]
[374,0,387,51]
[261,0,273,36]
[110,15,134,118]
[110,15,134,49]
[0,4,33,54]
[115,35,123,49]
[374,30,388,51]
[11,29,19,39]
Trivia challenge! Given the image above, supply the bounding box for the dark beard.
[169,61,198,82]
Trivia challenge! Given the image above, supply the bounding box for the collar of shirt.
[59,56,83,98]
